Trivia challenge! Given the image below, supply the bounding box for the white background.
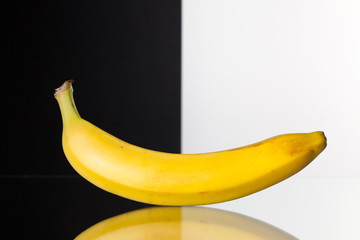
[182,0,360,177]
[182,1,360,239]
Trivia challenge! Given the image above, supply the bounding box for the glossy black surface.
[3,176,151,239]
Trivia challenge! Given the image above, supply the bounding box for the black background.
[4,0,181,175]
[3,1,181,239]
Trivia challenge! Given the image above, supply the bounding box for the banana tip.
[313,131,327,152]
[317,131,326,142]
[54,79,74,98]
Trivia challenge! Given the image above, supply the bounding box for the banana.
[75,206,298,240]
[55,80,326,206]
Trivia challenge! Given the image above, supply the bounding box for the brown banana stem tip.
[54,79,74,98]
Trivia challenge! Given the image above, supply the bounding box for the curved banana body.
[75,206,298,240]
[55,80,326,206]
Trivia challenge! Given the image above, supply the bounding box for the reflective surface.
[210,176,360,240]
[75,207,297,239]
[4,176,360,239]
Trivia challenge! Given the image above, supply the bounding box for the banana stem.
[54,80,81,128]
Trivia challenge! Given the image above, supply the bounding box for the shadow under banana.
[75,206,298,240]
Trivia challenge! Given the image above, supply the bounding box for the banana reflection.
[75,207,298,240]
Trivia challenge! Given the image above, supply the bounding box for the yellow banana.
[55,80,326,206]
[75,206,298,240]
